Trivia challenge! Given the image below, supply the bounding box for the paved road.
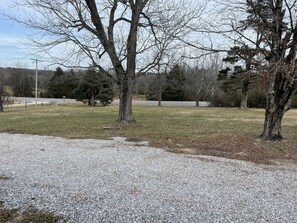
[15,97,76,105]
[14,97,211,107]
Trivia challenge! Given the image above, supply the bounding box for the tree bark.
[195,98,199,107]
[91,92,95,106]
[240,93,248,110]
[158,91,162,106]
[158,76,162,106]
[240,80,249,110]
[0,97,3,112]
[261,103,284,140]
[260,71,296,140]
[118,75,135,124]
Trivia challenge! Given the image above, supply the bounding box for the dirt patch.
[0,176,12,181]
[150,134,297,164]
[0,206,65,223]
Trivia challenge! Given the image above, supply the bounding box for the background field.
[1,104,296,164]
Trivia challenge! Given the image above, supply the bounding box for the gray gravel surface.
[0,133,296,222]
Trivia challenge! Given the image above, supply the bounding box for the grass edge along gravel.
[0,104,297,164]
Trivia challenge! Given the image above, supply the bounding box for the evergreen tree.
[219,44,262,109]
[47,67,65,98]
[162,64,186,101]
[47,67,78,98]
[63,69,79,98]
[73,68,114,106]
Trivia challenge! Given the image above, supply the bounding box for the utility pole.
[31,58,44,106]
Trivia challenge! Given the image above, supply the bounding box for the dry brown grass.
[0,176,11,181]
[0,206,64,223]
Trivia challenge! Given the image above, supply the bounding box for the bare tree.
[10,71,34,97]
[153,54,176,106]
[183,54,221,106]
[9,0,204,124]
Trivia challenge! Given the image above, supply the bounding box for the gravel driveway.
[0,133,296,222]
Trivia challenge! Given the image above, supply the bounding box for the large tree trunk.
[118,75,135,125]
[260,70,296,140]
[240,80,249,110]
[261,103,284,140]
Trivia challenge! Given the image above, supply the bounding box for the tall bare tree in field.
[9,0,204,124]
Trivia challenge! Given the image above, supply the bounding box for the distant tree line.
[0,66,114,107]
[142,61,296,109]
[1,63,296,109]
[0,67,53,98]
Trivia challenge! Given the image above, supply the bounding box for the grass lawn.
[0,104,296,164]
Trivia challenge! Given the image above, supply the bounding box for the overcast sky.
[0,0,230,70]
[0,1,27,68]
[0,1,53,69]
